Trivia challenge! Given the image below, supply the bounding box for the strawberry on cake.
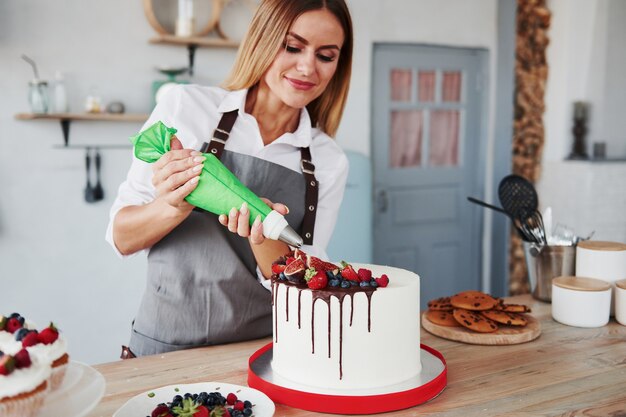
[269,249,421,393]
[0,348,51,417]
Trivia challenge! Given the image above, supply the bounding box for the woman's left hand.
[218,198,289,245]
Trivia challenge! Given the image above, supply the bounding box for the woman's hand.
[218,198,289,245]
[151,135,204,214]
[112,136,205,255]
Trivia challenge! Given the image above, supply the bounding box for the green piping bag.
[130,121,303,247]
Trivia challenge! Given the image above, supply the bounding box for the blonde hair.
[222,0,353,137]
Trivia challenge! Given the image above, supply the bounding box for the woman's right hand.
[113,136,204,255]
[151,135,204,214]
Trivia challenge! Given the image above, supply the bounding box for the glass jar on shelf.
[28,79,49,114]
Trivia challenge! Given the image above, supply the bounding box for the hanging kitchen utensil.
[466,196,508,215]
[498,174,539,217]
[84,148,97,203]
[92,148,104,201]
[467,196,539,244]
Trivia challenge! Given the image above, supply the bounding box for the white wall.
[544,0,626,161]
[0,0,238,365]
[540,0,626,244]
[0,0,498,364]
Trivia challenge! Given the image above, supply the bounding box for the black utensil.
[466,196,539,243]
[92,148,104,201]
[466,196,508,215]
[513,207,546,245]
[497,175,538,217]
[84,148,97,203]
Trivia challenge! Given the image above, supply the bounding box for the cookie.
[481,310,528,326]
[426,309,460,327]
[450,291,498,311]
[494,302,532,313]
[427,296,452,311]
[452,308,499,333]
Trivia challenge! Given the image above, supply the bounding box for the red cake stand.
[248,343,447,415]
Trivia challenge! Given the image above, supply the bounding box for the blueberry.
[197,392,209,405]
[359,281,370,287]
[243,409,253,417]
[350,280,358,287]
[0,350,4,357]
[184,392,193,399]
[336,272,343,280]
[173,395,183,403]
[326,271,335,280]
[370,280,379,288]
[329,279,340,287]
[340,280,351,289]
[14,328,30,341]
[243,400,252,409]
[279,272,287,281]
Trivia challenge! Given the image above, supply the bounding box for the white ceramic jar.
[615,279,626,326]
[552,276,611,328]
[576,240,626,315]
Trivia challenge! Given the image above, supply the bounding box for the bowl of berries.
[113,381,274,417]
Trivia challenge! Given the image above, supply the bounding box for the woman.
[106,0,353,357]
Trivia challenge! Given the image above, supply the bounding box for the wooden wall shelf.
[149,35,239,48]
[149,35,239,76]
[15,112,149,146]
[15,113,148,122]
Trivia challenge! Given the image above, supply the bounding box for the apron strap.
[201,110,319,245]
[300,147,317,245]
[199,109,239,157]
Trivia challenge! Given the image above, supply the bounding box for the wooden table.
[88,295,626,416]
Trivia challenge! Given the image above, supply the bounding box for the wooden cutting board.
[421,311,541,345]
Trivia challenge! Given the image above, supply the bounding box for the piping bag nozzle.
[263,210,303,248]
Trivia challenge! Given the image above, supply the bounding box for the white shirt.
[105,85,349,263]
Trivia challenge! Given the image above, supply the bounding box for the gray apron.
[128,117,320,355]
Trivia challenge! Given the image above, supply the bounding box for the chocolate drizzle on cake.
[297,290,302,329]
[272,280,278,343]
[285,286,290,322]
[272,278,376,380]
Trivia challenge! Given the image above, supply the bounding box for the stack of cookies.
[425,291,531,333]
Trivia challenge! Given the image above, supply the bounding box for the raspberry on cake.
[269,250,420,392]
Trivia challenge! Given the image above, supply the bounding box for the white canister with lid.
[552,276,611,328]
[615,279,626,326]
[576,240,626,315]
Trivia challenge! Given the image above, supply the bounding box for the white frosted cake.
[270,259,421,393]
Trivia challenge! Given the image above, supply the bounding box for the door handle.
[377,190,388,213]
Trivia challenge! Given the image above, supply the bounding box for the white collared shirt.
[105,85,349,263]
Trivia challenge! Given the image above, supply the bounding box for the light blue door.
[372,44,487,307]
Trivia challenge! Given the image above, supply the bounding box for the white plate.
[37,361,106,417]
[113,381,275,417]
